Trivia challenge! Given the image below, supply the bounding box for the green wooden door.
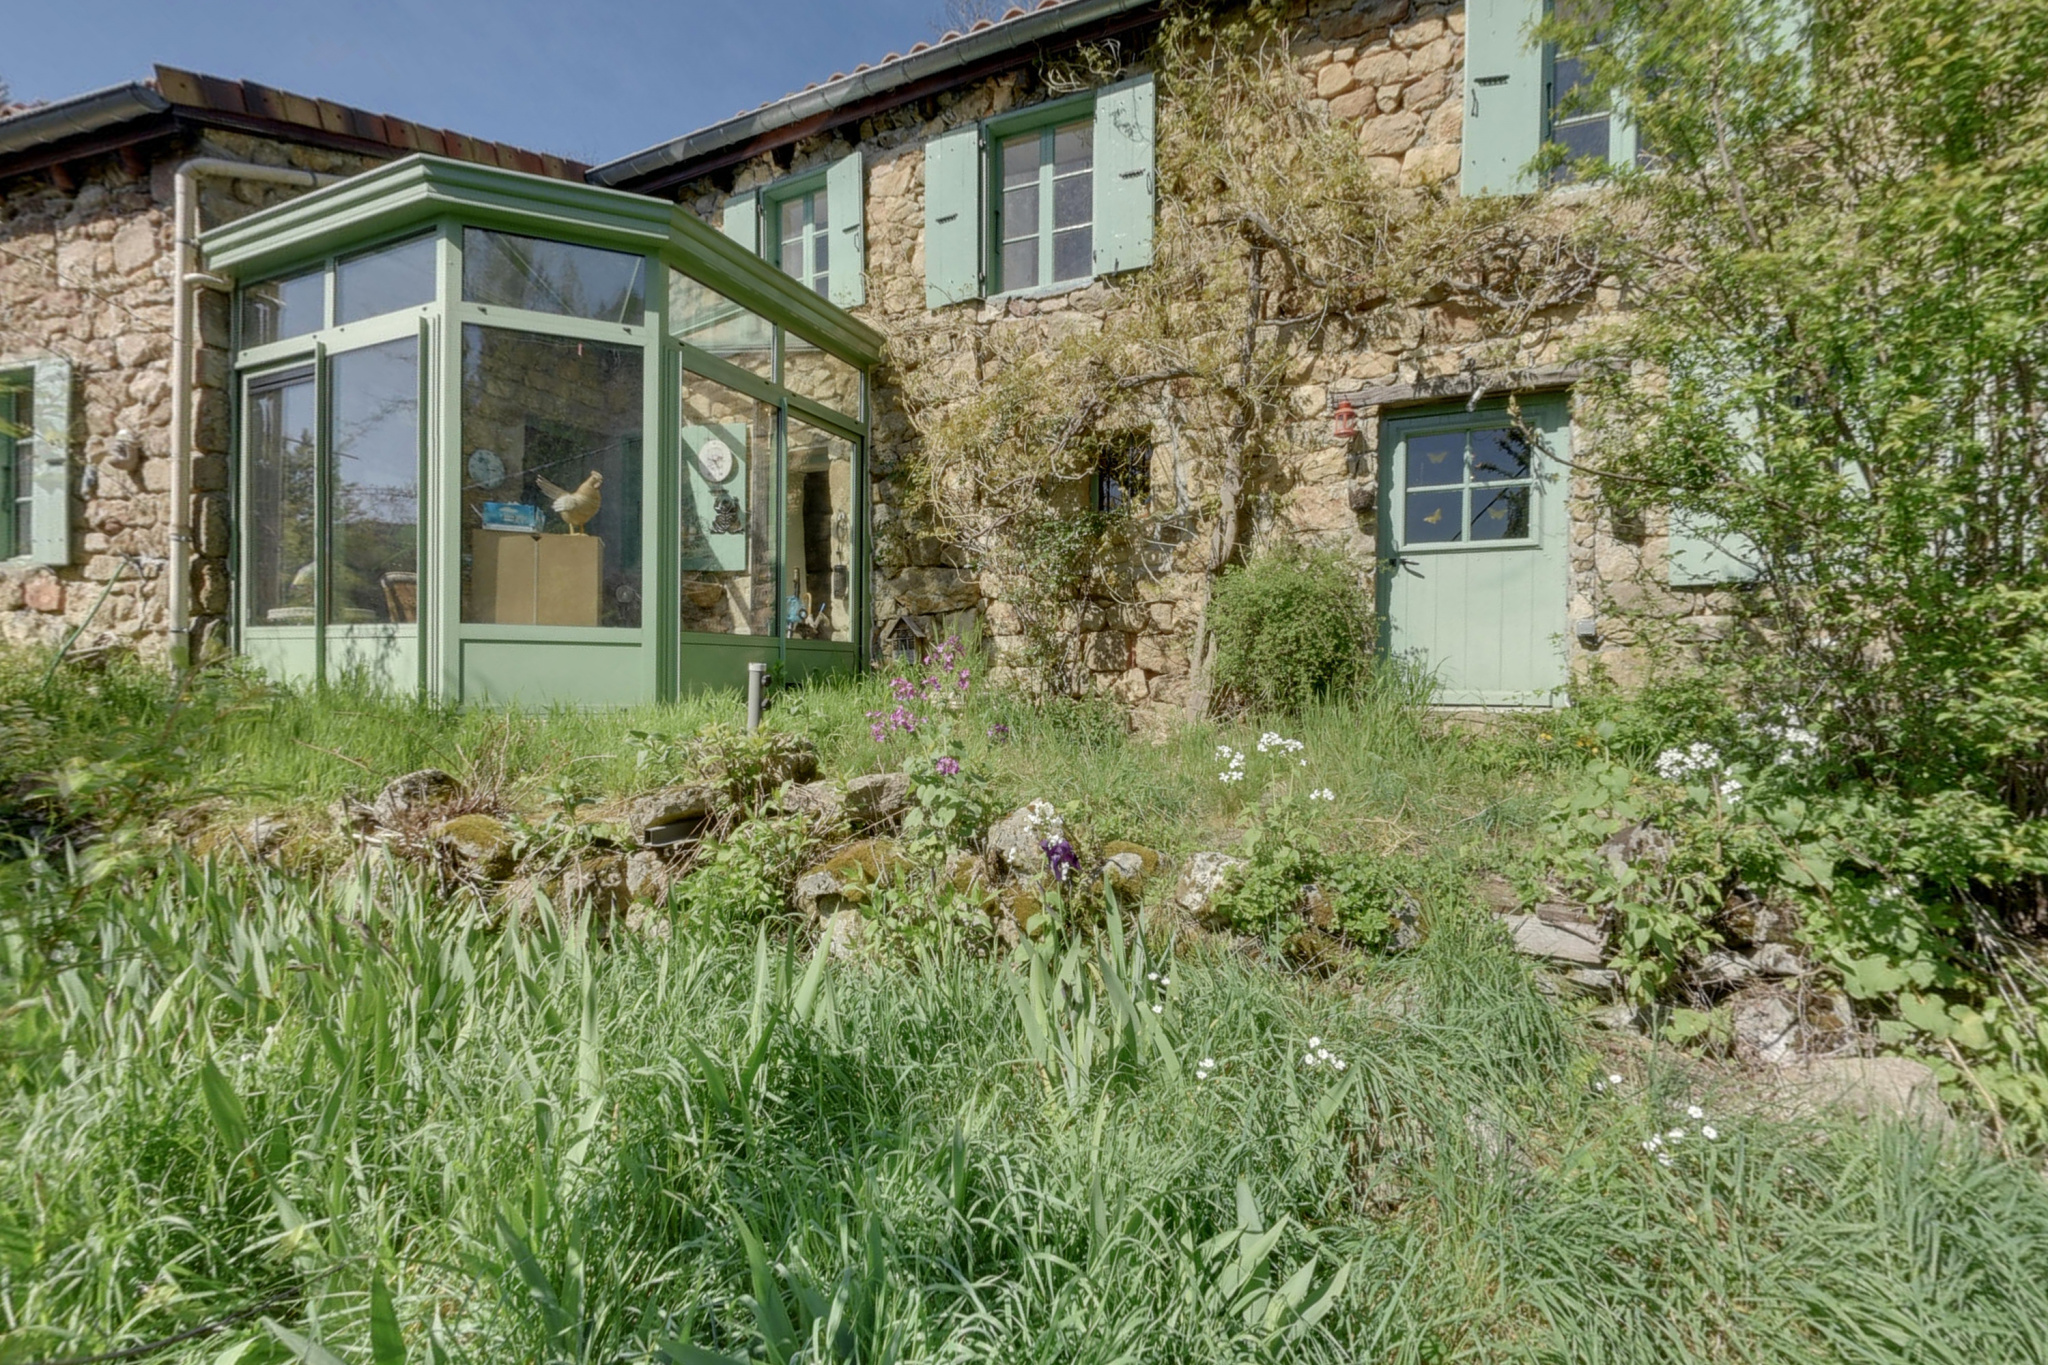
[1378,398,1570,706]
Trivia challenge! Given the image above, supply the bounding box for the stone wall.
[0,131,381,659]
[668,0,1730,719]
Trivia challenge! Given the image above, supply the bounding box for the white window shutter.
[721,190,761,255]
[1092,72,1156,276]
[826,151,866,308]
[923,123,984,308]
[29,358,73,567]
[1460,0,1545,196]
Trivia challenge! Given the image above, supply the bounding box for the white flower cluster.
[1655,742,1724,781]
[1654,742,1744,805]
[1308,788,1335,802]
[1592,1071,1625,1093]
[1759,718,1820,765]
[1642,1101,1721,1165]
[1257,732,1308,766]
[1216,745,1247,783]
[1146,969,1172,1013]
[1022,799,1064,840]
[1196,1055,1217,1081]
[1300,1036,1348,1071]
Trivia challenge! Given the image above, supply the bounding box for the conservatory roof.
[200,153,885,366]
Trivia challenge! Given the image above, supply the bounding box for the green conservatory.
[203,155,880,706]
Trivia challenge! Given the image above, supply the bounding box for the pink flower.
[934,755,961,776]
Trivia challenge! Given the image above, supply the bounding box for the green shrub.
[1209,549,1372,714]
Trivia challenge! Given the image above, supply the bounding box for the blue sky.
[5,0,969,168]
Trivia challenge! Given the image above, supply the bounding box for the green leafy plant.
[1208,549,1373,715]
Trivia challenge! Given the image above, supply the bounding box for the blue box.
[480,501,544,532]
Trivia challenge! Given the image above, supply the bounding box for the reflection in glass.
[786,416,856,643]
[780,334,862,419]
[669,269,773,379]
[680,370,778,635]
[1471,485,1531,540]
[1406,488,1462,543]
[462,229,647,325]
[5,382,31,554]
[1406,431,1464,488]
[240,269,323,346]
[1469,427,1532,482]
[329,338,419,623]
[337,235,435,325]
[246,371,318,624]
[777,191,830,296]
[1000,129,1041,292]
[460,326,643,628]
[1050,119,1093,285]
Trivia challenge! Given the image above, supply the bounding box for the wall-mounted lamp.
[1332,398,1360,441]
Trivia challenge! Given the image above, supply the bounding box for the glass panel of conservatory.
[240,268,323,346]
[785,415,856,642]
[328,337,419,623]
[246,370,318,624]
[460,326,644,628]
[462,229,647,325]
[336,235,435,325]
[679,369,778,635]
[669,269,773,379]
[780,334,862,419]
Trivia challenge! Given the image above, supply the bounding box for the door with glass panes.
[1377,398,1570,706]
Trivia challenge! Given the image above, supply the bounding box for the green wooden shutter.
[29,358,73,567]
[1092,72,1156,276]
[721,190,760,255]
[1461,0,1545,196]
[924,123,984,308]
[1669,404,1761,586]
[0,383,16,560]
[826,151,866,308]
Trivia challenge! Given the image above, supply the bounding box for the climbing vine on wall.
[891,0,1614,708]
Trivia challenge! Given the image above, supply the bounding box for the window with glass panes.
[996,118,1092,293]
[777,190,830,297]
[1545,0,1615,174]
[0,379,30,558]
[1401,425,1537,544]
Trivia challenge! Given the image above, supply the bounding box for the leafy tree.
[1560,0,2048,926]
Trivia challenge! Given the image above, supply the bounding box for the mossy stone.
[432,813,515,880]
[1102,840,1163,876]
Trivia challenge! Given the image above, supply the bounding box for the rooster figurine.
[535,470,603,536]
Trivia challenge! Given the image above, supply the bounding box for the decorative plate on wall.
[698,437,736,484]
[467,447,506,488]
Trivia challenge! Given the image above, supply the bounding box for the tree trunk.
[1185,242,1266,718]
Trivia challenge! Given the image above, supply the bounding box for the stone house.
[0,1,1752,712]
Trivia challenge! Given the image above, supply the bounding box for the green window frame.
[0,377,24,560]
[993,115,1095,295]
[924,73,1155,308]
[1463,0,1640,195]
[771,181,831,298]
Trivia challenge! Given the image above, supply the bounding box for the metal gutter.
[0,82,170,158]
[588,0,1162,190]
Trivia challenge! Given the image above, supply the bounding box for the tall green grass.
[4,862,2045,1364]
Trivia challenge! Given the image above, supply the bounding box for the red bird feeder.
[1332,398,1360,440]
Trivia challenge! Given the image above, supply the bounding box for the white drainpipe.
[167,158,338,670]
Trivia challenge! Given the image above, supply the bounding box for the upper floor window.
[1462,0,1640,195]
[924,72,1156,308]
[777,189,832,297]
[997,118,1094,294]
[717,153,866,308]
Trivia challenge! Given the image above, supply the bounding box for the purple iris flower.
[1040,836,1079,883]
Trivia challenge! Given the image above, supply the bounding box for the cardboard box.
[471,532,603,626]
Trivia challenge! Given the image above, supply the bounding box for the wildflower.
[1298,758,1308,767]
[1654,741,1723,782]
[1332,1058,1347,1071]
[1641,1138,1660,1152]
[1196,1068,1211,1080]
[1160,976,1170,986]
[1303,1052,1319,1066]
[1656,1152,1674,1167]
[988,723,1011,743]
[1151,1003,1164,1014]
[1316,1047,1332,1060]
[1608,1073,1624,1086]
[1200,1057,1216,1070]
[1308,788,1335,802]
[1701,1125,1719,1141]
[1719,776,1744,805]
[1667,1128,1685,1140]
[1308,1037,1322,1048]
[933,755,961,777]
[1685,1105,1704,1120]
[1593,1080,1607,1093]
[1040,836,1079,883]
[1148,972,1160,982]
